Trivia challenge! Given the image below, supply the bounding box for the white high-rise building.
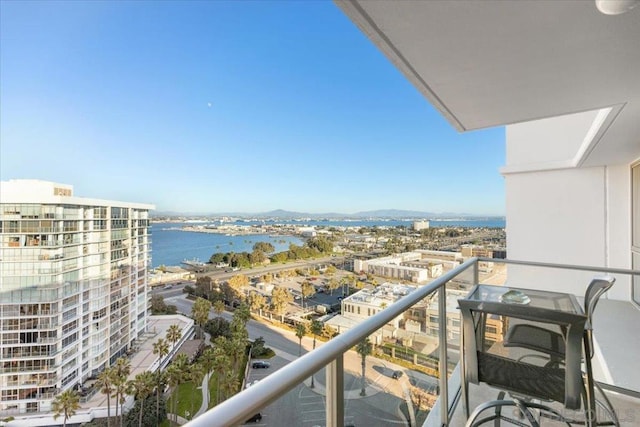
[0,180,154,415]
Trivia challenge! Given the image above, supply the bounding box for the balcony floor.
[449,382,640,426]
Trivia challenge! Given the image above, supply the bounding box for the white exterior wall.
[504,117,634,300]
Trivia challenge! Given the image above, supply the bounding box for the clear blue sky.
[1,1,505,216]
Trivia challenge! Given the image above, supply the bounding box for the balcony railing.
[183,258,640,427]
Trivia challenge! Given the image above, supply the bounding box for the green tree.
[250,248,266,265]
[326,278,340,296]
[228,273,249,289]
[152,338,169,421]
[270,286,293,322]
[192,297,212,339]
[356,338,373,396]
[52,389,80,427]
[96,367,116,427]
[124,395,165,427]
[153,370,166,425]
[166,354,189,422]
[166,324,182,351]
[220,369,240,401]
[309,320,323,388]
[253,241,275,253]
[300,281,316,309]
[150,294,177,315]
[246,291,266,315]
[295,323,306,357]
[213,300,225,317]
[127,372,154,427]
[204,317,231,339]
[211,344,231,405]
[113,357,131,427]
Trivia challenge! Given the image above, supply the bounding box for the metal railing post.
[438,285,449,426]
[473,256,479,289]
[326,355,344,427]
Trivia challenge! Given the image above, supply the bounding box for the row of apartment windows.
[343,303,384,317]
[2,318,58,330]
[0,205,149,221]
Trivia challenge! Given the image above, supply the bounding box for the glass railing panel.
[240,364,326,427]
[184,259,478,427]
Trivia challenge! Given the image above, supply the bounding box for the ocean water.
[150,218,505,268]
[150,223,303,268]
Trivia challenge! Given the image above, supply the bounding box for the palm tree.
[128,371,155,427]
[192,297,212,339]
[295,323,306,357]
[96,367,116,427]
[188,363,205,417]
[166,353,189,422]
[166,324,182,351]
[211,343,231,405]
[153,338,170,368]
[356,338,373,396]
[309,320,323,388]
[220,369,239,401]
[113,357,131,427]
[165,364,183,423]
[153,370,166,425]
[152,338,169,421]
[52,389,80,427]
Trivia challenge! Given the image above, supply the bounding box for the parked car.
[252,361,270,369]
[245,413,262,423]
[392,370,403,379]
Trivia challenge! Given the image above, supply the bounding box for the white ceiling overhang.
[335,0,640,166]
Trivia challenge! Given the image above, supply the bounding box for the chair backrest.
[583,275,615,358]
[584,275,615,328]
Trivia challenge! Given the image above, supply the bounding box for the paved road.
[243,354,406,427]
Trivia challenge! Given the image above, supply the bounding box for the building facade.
[0,180,153,415]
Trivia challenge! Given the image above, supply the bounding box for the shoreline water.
[150,218,505,268]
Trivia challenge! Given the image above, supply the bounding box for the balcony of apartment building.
[183,258,639,427]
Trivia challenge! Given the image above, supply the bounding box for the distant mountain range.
[152,208,503,220]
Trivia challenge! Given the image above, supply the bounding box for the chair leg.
[465,400,541,427]
[494,391,506,427]
[594,382,620,427]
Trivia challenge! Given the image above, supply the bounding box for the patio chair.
[459,287,588,427]
[503,276,619,426]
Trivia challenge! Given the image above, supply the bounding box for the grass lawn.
[168,381,203,420]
